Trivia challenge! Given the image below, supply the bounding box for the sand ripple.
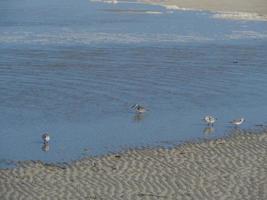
[0,132,266,199]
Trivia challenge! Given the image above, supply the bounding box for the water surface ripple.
[0,0,267,166]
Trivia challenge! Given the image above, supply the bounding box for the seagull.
[42,133,50,144]
[203,115,217,126]
[131,104,147,114]
[230,118,245,126]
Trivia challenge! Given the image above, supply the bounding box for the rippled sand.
[0,131,266,199]
[136,0,267,21]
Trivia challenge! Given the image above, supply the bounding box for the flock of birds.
[41,104,246,145]
[203,115,245,127]
[131,104,245,127]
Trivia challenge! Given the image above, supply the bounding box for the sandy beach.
[0,130,266,199]
[1,0,267,199]
[135,0,267,20]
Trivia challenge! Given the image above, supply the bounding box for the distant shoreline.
[135,0,267,21]
[1,130,266,199]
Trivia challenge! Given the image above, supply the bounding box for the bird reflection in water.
[133,113,145,122]
[42,143,50,152]
[203,126,215,137]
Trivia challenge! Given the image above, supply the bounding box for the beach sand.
[135,0,267,21]
[0,130,266,199]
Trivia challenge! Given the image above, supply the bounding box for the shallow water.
[0,0,267,167]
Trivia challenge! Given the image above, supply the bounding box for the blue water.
[1,0,267,167]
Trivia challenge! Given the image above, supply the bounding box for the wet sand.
[136,0,267,20]
[0,130,266,199]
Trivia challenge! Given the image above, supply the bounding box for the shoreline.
[133,0,267,21]
[1,130,266,199]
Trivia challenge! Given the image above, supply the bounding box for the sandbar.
[135,0,267,21]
